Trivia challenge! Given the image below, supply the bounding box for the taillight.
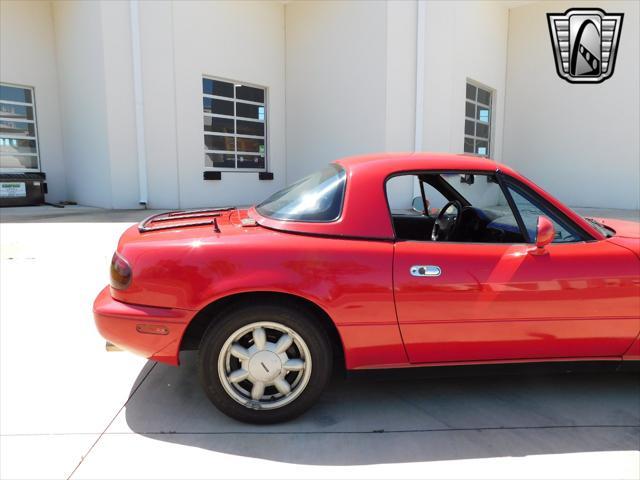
[110,252,132,290]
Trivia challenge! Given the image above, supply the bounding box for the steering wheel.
[431,201,463,241]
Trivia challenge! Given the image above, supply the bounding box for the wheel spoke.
[230,344,250,361]
[273,334,293,354]
[283,358,304,371]
[274,378,291,395]
[251,381,265,400]
[252,327,266,351]
[227,369,249,383]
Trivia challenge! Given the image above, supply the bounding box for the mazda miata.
[94,153,640,423]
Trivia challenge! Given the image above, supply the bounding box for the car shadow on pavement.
[123,352,640,466]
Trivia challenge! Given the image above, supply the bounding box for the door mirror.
[532,216,555,254]
[412,196,425,214]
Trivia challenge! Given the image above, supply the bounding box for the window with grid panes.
[0,83,40,171]
[202,77,266,171]
[464,81,492,158]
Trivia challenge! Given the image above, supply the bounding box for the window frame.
[499,173,592,243]
[464,80,493,158]
[0,82,41,173]
[202,75,267,173]
[384,169,592,244]
[385,170,524,244]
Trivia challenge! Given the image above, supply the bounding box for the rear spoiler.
[138,207,235,233]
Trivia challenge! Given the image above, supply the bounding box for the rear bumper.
[93,286,195,366]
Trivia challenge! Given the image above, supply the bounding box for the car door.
[393,174,640,364]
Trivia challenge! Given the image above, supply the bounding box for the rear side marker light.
[136,324,170,335]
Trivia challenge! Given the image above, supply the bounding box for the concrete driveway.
[1,206,639,479]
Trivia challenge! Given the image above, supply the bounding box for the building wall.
[53,1,144,209]
[503,0,640,210]
[421,0,510,159]
[52,1,114,208]
[285,1,388,184]
[0,0,67,203]
[2,0,637,211]
[384,0,418,209]
[138,1,180,209]
[142,0,287,209]
[100,1,141,209]
[413,0,510,204]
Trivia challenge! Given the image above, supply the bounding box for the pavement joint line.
[65,362,158,480]
[5,424,637,438]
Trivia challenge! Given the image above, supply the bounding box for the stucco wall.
[285,1,388,184]
[4,0,636,211]
[140,0,287,209]
[100,1,141,209]
[137,1,180,209]
[384,0,418,209]
[503,1,640,209]
[422,1,510,160]
[52,1,114,208]
[285,0,419,208]
[0,0,67,203]
[2,1,139,209]
[412,0,509,204]
[44,0,286,210]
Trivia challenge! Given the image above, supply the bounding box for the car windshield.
[256,164,346,222]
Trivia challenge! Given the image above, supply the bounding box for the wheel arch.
[179,291,345,370]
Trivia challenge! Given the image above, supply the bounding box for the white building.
[1,0,638,210]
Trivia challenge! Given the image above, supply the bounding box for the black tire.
[198,302,332,424]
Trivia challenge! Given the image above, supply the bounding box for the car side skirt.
[346,359,640,381]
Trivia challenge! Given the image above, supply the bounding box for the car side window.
[421,182,449,213]
[386,175,448,214]
[506,183,580,243]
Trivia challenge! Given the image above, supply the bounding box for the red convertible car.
[94,153,640,423]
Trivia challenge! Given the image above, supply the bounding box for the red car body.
[94,153,640,372]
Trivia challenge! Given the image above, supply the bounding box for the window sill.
[202,171,274,181]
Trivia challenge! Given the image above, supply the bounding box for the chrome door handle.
[410,265,442,277]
